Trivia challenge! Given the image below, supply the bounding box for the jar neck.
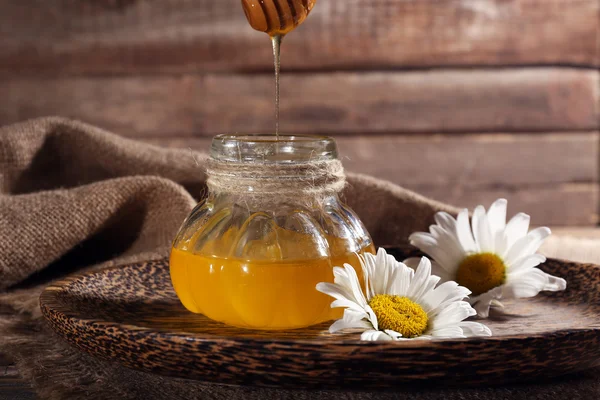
[205,158,346,199]
[210,134,339,163]
[208,191,342,210]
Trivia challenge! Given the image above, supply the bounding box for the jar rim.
[210,134,339,163]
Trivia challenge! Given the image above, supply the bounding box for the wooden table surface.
[0,363,35,400]
[3,226,599,399]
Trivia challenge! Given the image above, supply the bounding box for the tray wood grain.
[40,248,600,390]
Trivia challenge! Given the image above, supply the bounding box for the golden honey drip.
[241,1,317,137]
[241,0,317,36]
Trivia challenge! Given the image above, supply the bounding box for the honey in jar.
[170,135,375,330]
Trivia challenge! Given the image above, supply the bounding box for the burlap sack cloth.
[0,117,598,399]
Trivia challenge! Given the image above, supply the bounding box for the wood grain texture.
[0,365,35,400]
[145,133,600,226]
[422,183,599,226]
[0,354,12,366]
[1,0,598,76]
[1,69,597,136]
[551,227,600,239]
[39,253,600,389]
[2,366,19,379]
[149,133,599,187]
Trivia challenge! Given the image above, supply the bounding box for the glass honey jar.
[170,135,375,330]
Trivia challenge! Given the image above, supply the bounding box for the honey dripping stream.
[241,1,318,140]
[272,34,282,138]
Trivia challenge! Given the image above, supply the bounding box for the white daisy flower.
[316,248,492,341]
[408,198,567,318]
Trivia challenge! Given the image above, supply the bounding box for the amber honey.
[170,231,374,330]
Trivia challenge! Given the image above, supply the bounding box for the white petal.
[410,232,463,273]
[421,274,442,301]
[330,298,368,312]
[332,266,354,290]
[364,305,380,331]
[473,300,492,318]
[487,199,508,254]
[420,281,459,313]
[502,274,544,298]
[459,321,492,337]
[490,299,505,309]
[360,252,377,299]
[408,232,438,250]
[408,335,433,341]
[428,326,465,338]
[429,260,454,282]
[383,250,403,294]
[430,301,476,329]
[409,233,444,259]
[472,205,494,252]
[428,225,466,268]
[505,227,551,266]
[434,211,458,232]
[316,282,352,302]
[456,209,477,253]
[363,248,404,299]
[470,287,503,318]
[407,257,432,300]
[316,283,363,312]
[487,199,507,235]
[318,264,369,311]
[421,281,471,315]
[373,249,389,296]
[389,261,413,297]
[361,330,393,341]
[384,330,403,340]
[341,263,369,307]
[503,212,531,252]
[545,274,567,292]
[504,268,566,298]
[329,317,372,333]
[387,263,404,296]
[508,253,546,274]
[343,308,370,322]
[328,309,373,333]
[411,266,442,305]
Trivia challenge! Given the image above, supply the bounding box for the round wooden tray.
[40,248,600,390]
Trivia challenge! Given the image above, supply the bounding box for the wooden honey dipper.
[241,0,317,36]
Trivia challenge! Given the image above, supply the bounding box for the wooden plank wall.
[1,0,599,226]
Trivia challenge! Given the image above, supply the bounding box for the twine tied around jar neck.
[205,158,346,198]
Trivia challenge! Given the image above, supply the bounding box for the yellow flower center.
[456,253,506,296]
[368,295,428,338]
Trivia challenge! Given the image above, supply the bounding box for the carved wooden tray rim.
[39,282,599,344]
[40,250,600,389]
